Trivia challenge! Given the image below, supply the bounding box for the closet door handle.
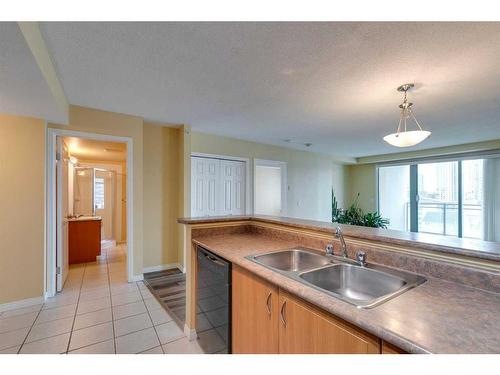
[265,292,272,315]
[280,300,287,326]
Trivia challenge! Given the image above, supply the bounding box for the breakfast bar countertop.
[179,215,500,262]
[191,231,500,354]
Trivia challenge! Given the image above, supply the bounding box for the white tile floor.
[0,244,216,354]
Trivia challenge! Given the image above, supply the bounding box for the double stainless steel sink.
[247,248,426,308]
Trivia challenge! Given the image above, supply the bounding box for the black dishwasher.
[196,246,231,353]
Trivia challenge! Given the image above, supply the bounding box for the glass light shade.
[383,130,431,147]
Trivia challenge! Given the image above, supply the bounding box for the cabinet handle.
[280,300,287,326]
[265,292,272,315]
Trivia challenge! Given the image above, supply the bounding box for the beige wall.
[0,114,46,304]
[143,123,183,269]
[50,106,144,276]
[191,132,348,222]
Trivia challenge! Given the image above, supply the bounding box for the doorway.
[47,129,133,298]
[254,159,287,216]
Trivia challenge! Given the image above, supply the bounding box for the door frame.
[253,159,288,216]
[190,152,251,215]
[46,128,134,298]
[55,136,70,291]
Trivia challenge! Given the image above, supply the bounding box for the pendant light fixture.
[383,83,431,147]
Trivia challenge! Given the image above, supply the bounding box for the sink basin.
[300,264,412,307]
[247,247,426,308]
[251,249,331,272]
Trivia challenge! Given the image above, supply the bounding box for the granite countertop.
[192,232,500,354]
[67,216,102,222]
[179,215,500,262]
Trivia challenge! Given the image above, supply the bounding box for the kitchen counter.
[179,215,500,262]
[192,232,500,354]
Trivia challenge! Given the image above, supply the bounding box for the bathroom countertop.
[192,232,500,354]
[67,216,102,222]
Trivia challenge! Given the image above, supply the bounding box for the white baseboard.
[130,274,144,282]
[0,296,45,313]
[143,263,182,274]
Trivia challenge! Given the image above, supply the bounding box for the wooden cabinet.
[232,265,381,354]
[278,290,380,354]
[382,340,407,354]
[232,265,279,353]
[69,219,102,264]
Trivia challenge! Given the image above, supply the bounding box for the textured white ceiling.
[0,23,67,124]
[39,22,500,158]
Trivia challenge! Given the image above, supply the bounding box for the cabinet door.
[382,340,407,354]
[278,290,380,354]
[232,265,279,353]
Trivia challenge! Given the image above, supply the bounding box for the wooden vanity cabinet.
[278,290,380,354]
[69,219,102,264]
[232,265,381,354]
[232,265,279,353]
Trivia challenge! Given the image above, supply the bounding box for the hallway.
[0,245,223,354]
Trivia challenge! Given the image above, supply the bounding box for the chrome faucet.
[335,226,348,258]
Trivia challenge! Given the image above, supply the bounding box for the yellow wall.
[191,131,349,221]
[49,106,144,276]
[0,114,46,304]
[143,123,183,269]
[347,164,377,212]
[177,126,191,268]
[3,103,499,306]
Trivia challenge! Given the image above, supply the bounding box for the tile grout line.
[140,284,165,353]
[15,304,43,354]
[63,259,87,354]
[105,247,118,354]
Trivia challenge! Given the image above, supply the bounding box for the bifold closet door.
[191,157,246,217]
[191,157,220,217]
[220,160,246,216]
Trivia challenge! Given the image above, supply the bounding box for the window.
[378,155,499,241]
[417,161,459,237]
[94,177,105,209]
[378,165,410,231]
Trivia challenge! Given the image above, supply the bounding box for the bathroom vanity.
[68,216,102,264]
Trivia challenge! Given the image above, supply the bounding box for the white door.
[254,160,287,216]
[191,157,246,217]
[56,137,69,291]
[191,157,220,217]
[220,160,246,216]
